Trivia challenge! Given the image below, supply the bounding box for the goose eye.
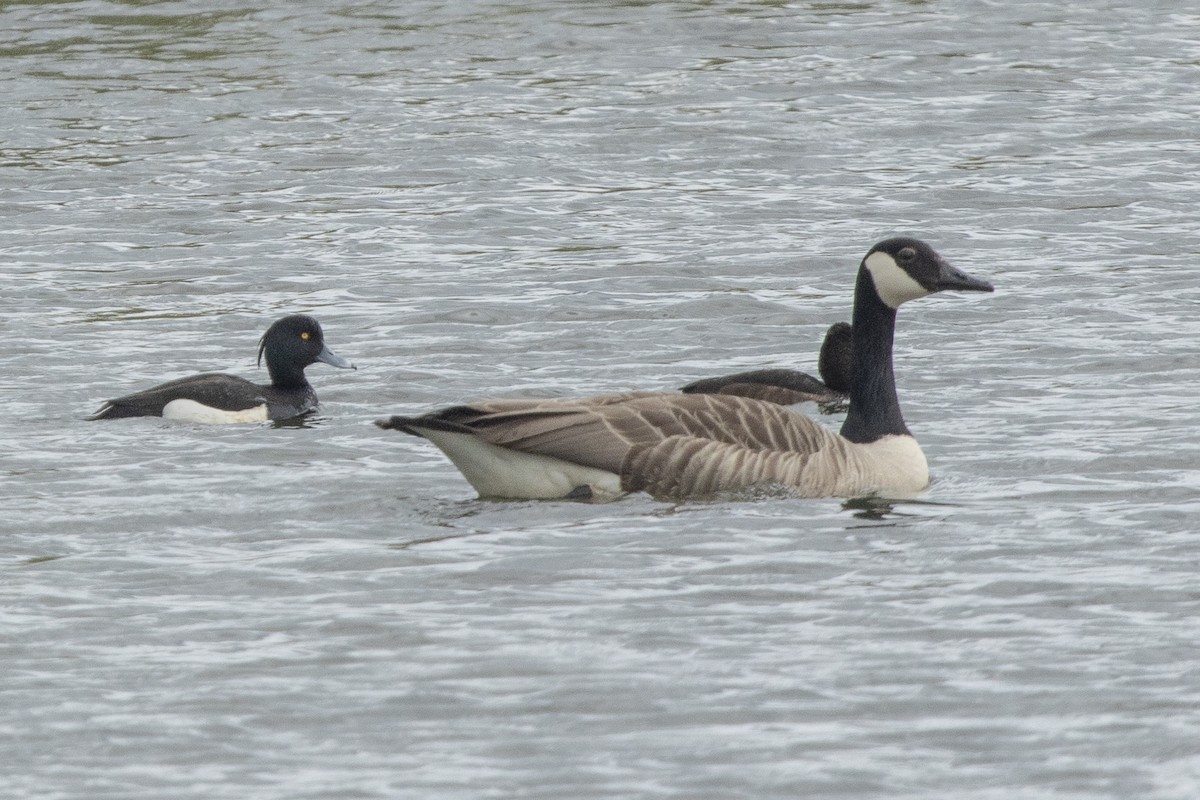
[897,247,916,263]
[300,331,311,341]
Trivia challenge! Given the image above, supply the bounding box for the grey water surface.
[3,1,1200,798]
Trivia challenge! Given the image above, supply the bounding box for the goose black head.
[862,238,994,310]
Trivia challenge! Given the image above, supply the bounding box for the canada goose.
[376,238,992,501]
[679,321,853,406]
[88,315,355,423]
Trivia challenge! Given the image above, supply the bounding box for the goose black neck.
[838,267,910,443]
[266,357,311,391]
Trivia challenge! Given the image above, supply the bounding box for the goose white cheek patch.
[864,251,929,308]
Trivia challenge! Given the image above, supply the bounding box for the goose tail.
[375,414,474,437]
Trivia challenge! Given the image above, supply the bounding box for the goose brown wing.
[407,394,658,473]
[623,435,844,499]
[613,394,844,499]
[400,392,842,498]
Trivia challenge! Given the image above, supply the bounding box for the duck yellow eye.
[300,332,311,341]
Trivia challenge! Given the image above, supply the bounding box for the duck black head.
[257,314,354,387]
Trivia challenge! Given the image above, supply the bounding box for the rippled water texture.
[4,1,1200,798]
